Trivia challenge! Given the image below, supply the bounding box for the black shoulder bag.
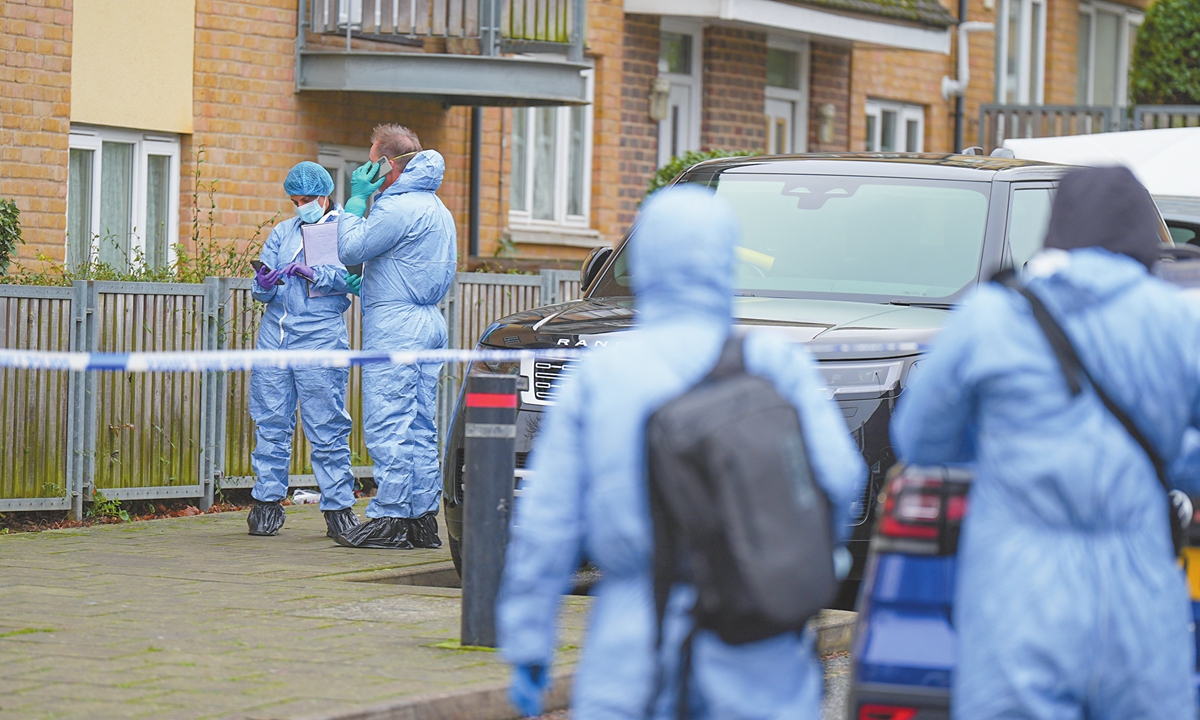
[993,269,1185,556]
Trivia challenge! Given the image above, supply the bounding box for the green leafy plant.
[87,490,130,522]
[645,149,760,198]
[1130,0,1200,105]
[0,199,24,276]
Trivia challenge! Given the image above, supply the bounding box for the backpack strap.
[992,269,1183,555]
[704,334,746,383]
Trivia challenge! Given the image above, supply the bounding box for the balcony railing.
[980,104,1200,153]
[310,0,581,56]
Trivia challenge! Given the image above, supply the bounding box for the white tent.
[1003,127,1200,199]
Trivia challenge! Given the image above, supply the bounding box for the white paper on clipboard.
[300,222,345,298]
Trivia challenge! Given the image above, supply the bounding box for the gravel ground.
[533,651,851,719]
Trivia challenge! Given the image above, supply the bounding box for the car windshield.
[590,171,992,303]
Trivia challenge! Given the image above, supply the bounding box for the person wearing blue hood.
[495,185,866,719]
[893,165,1200,719]
[247,161,362,539]
[335,125,456,549]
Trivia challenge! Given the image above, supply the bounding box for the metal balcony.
[296,0,589,106]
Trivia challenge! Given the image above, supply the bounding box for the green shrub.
[645,149,760,198]
[1130,0,1200,105]
[0,199,24,276]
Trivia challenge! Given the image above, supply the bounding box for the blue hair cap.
[284,161,334,197]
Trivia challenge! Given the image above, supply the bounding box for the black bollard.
[461,372,518,648]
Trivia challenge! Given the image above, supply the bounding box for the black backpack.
[646,335,837,648]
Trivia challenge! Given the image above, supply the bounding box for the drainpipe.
[469,107,482,259]
[943,20,996,151]
[954,0,966,152]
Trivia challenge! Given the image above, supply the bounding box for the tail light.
[874,466,971,555]
[859,705,918,720]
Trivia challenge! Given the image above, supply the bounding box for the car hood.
[482,295,947,359]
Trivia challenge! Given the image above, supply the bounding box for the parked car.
[1157,195,1200,247]
[442,153,1088,607]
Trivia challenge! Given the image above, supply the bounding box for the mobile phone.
[372,157,392,182]
[250,260,285,286]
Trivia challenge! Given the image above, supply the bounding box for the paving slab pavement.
[0,503,589,720]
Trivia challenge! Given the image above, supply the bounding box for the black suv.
[442,153,1071,607]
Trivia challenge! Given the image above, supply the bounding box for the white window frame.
[764,36,810,154]
[865,100,925,152]
[67,125,181,270]
[1077,1,1143,108]
[657,17,704,167]
[508,66,595,231]
[996,0,1047,105]
[317,144,371,208]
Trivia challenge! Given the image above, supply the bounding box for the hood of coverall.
[629,185,740,326]
[1043,165,1163,270]
[381,150,445,197]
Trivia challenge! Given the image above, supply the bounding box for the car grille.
[533,360,572,401]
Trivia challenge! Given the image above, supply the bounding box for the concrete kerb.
[293,611,857,720]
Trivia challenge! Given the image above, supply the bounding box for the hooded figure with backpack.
[496,185,866,719]
[893,165,1200,719]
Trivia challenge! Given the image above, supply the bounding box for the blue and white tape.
[0,342,925,373]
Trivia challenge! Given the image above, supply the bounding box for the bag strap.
[704,334,745,383]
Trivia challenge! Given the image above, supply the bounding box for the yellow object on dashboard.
[1182,547,1200,600]
[736,246,776,272]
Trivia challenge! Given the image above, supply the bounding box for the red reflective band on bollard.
[466,392,518,408]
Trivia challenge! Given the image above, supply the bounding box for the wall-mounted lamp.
[818,103,837,145]
[648,77,671,122]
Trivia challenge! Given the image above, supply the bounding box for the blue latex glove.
[508,665,548,717]
[346,161,386,218]
[344,273,362,296]
[255,264,283,291]
[281,262,315,281]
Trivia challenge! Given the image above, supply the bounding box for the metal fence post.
[461,372,518,648]
[66,281,87,520]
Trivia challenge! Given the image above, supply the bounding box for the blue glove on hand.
[344,272,362,296]
[255,264,283,291]
[345,161,386,218]
[508,665,548,717]
[281,262,315,281]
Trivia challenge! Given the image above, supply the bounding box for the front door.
[766,98,795,154]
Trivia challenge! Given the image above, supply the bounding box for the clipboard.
[300,222,344,298]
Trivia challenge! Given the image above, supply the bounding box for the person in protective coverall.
[335,124,456,549]
[247,161,363,539]
[893,165,1200,719]
[495,185,866,719]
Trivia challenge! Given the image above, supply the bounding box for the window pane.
[766,48,800,90]
[1094,10,1119,107]
[510,108,528,212]
[67,148,94,269]
[1006,0,1022,103]
[880,110,897,152]
[146,155,170,270]
[99,141,133,269]
[1008,187,1053,269]
[1077,13,1092,104]
[531,107,557,221]
[660,32,692,75]
[866,114,877,152]
[906,119,920,152]
[1028,1,1043,101]
[567,106,586,217]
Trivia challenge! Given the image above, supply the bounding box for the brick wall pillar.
[618,14,660,229]
[809,42,852,152]
[701,26,767,152]
[0,0,72,262]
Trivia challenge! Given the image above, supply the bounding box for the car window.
[1168,222,1200,246]
[592,174,991,303]
[1007,186,1054,271]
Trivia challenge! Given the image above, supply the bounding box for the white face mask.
[296,198,324,223]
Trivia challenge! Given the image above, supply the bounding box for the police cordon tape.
[0,342,927,373]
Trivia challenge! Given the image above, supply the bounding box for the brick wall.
[618,14,660,230]
[586,0,625,247]
[850,44,954,152]
[700,26,767,152]
[809,42,852,151]
[0,0,72,262]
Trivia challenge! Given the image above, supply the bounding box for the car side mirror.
[580,246,613,294]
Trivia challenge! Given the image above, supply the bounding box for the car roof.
[688,152,1071,182]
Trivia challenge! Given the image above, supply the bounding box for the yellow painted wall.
[70,0,195,134]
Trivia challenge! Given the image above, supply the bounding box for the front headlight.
[467,360,529,391]
[818,360,904,400]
